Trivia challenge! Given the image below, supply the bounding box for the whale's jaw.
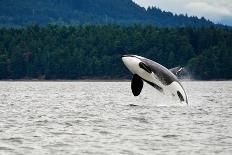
[122,55,141,74]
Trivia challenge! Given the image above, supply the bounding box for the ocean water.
[0,81,231,155]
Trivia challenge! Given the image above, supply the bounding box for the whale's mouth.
[121,54,135,58]
[121,55,128,58]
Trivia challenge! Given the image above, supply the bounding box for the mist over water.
[0,81,232,155]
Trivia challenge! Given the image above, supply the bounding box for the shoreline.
[0,79,130,82]
[0,79,231,82]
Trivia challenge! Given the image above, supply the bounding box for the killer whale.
[122,55,188,104]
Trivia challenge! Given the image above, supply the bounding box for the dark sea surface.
[0,81,231,155]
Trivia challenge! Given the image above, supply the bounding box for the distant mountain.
[219,16,232,26]
[0,0,215,27]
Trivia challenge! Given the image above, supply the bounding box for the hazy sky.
[133,0,232,24]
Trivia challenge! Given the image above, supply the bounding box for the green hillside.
[0,0,214,27]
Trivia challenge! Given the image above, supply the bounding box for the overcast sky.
[133,0,232,25]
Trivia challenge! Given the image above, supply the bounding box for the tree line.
[0,25,231,80]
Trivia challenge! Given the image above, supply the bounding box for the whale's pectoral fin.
[131,74,143,96]
[169,66,183,75]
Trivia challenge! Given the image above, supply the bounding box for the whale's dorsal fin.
[131,74,143,96]
[169,66,183,75]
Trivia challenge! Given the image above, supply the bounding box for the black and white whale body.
[122,55,188,104]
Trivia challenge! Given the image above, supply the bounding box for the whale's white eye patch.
[139,62,152,73]
[177,91,184,102]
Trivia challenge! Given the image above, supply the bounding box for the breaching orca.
[122,55,188,104]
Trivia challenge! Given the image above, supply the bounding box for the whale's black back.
[140,57,178,85]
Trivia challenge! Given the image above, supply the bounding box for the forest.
[0,0,214,27]
[0,25,231,80]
